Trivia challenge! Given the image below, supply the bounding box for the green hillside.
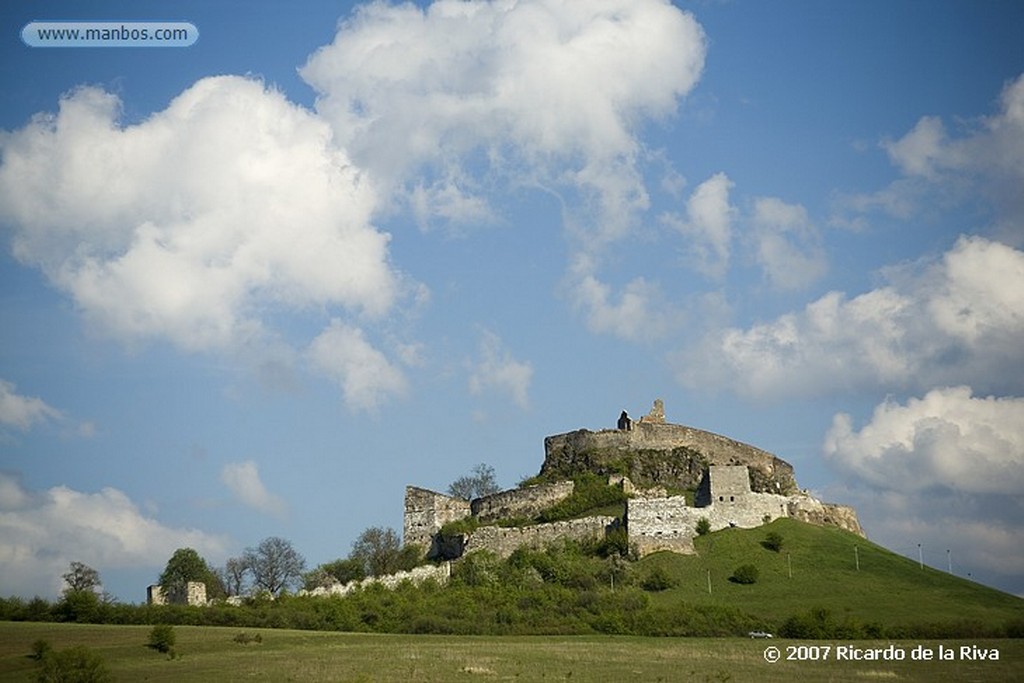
[638,518,1023,632]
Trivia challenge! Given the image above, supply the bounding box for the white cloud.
[750,197,827,290]
[676,235,1024,398]
[844,73,1024,241]
[662,172,735,279]
[468,329,533,409]
[307,319,408,412]
[301,0,707,336]
[0,76,400,353]
[825,387,1024,495]
[822,388,1024,588]
[0,473,228,598]
[0,379,62,430]
[220,461,287,518]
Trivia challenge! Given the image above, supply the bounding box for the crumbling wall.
[463,516,616,558]
[302,562,452,598]
[471,480,574,523]
[626,496,697,556]
[403,486,472,551]
[147,581,207,606]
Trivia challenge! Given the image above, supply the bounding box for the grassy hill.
[636,518,1023,632]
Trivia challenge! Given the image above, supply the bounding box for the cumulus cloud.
[842,73,1024,241]
[662,172,735,279]
[822,388,1024,590]
[825,387,1024,495]
[307,320,408,412]
[676,235,1024,398]
[301,0,707,335]
[0,472,228,598]
[0,75,400,350]
[0,379,62,430]
[221,461,287,518]
[468,330,533,409]
[750,197,827,290]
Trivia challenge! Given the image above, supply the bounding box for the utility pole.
[787,552,792,579]
[947,549,951,574]
[707,569,712,595]
[854,545,860,571]
[918,543,923,570]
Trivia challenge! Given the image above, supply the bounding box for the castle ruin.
[405,400,863,561]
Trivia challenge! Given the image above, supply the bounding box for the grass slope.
[2,622,1022,683]
[638,518,1023,630]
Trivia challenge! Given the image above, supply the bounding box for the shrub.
[30,639,52,661]
[640,566,677,592]
[147,624,176,654]
[762,532,784,553]
[36,645,112,683]
[730,564,759,585]
[695,517,711,536]
[232,631,262,644]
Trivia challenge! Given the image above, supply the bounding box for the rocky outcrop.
[541,422,797,495]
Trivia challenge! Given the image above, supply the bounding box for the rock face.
[541,421,797,495]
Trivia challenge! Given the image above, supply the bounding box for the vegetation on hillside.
[4,520,1022,639]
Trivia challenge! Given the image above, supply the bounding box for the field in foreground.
[2,622,1021,683]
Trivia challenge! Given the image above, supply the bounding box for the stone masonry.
[471,480,574,523]
[147,581,207,606]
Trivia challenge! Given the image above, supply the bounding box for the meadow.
[2,621,1022,682]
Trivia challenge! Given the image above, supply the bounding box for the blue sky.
[1,0,1022,602]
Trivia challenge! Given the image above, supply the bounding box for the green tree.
[159,548,224,600]
[320,557,366,584]
[695,517,712,536]
[221,556,249,597]
[62,562,100,593]
[244,536,306,596]
[350,527,420,577]
[447,463,500,500]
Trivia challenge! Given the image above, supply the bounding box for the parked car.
[748,631,773,638]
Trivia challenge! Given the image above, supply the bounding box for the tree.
[244,537,306,596]
[159,548,224,600]
[320,557,366,585]
[350,526,421,577]
[221,556,250,597]
[730,564,759,585]
[695,517,712,536]
[62,562,100,594]
[447,463,500,500]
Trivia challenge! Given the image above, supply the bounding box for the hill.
[636,517,1023,633]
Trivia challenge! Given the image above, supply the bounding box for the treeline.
[4,540,1022,639]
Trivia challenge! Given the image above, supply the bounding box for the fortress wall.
[404,486,472,550]
[471,480,574,523]
[542,423,797,493]
[303,562,452,598]
[626,496,698,556]
[788,497,865,537]
[463,516,616,558]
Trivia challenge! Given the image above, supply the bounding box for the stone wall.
[463,516,617,558]
[471,480,575,523]
[302,562,452,598]
[626,496,697,556]
[147,581,207,606]
[787,496,865,537]
[541,422,797,494]
[403,486,472,552]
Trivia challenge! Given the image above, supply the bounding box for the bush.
[147,624,176,654]
[36,645,112,683]
[695,518,711,536]
[30,640,52,661]
[640,566,677,592]
[762,532,784,552]
[730,564,759,585]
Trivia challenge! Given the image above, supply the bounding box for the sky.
[1,0,1022,603]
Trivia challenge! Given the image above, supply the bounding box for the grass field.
[637,518,1024,630]
[2,622,1021,682]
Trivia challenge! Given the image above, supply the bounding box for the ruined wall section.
[626,496,697,556]
[463,516,617,558]
[147,581,207,606]
[403,486,472,552]
[788,497,865,537]
[471,481,574,523]
[542,422,797,494]
[302,562,452,598]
